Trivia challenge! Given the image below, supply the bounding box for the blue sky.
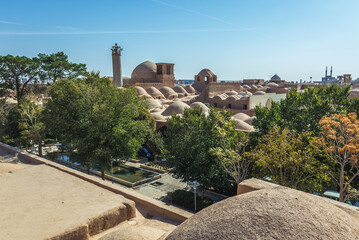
[1,0,359,81]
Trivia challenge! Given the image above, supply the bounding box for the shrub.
[172,189,213,212]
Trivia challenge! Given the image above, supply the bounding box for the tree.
[0,55,40,101]
[146,130,165,164]
[18,100,45,156]
[253,126,330,192]
[165,107,239,195]
[211,134,251,195]
[45,73,151,179]
[319,113,359,202]
[253,85,351,136]
[38,52,87,83]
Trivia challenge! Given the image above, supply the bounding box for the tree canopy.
[45,73,151,178]
[165,107,239,192]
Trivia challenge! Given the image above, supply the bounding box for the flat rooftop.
[0,149,135,240]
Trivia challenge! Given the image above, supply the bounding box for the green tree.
[146,130,165,164]
[45,73,151,179]
[18,100,45,156]
[0,55,40,101]
[211,133,251,195]
[38,52,87,83]
[253,126,330,192]
[165,107,239,195]
[253,85,351,136]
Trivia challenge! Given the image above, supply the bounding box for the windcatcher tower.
[111,43,123,87]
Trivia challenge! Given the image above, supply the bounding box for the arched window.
[228,103,232,109]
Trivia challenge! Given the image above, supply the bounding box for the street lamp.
[54,142,61,162]
[189,180,200,213]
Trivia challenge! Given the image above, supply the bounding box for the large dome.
[271,74,281,81]
[131,61,156,80]
[166,187,359,240]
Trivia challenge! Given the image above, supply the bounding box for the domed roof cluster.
[166,183,359,240]
[131,61,157,80]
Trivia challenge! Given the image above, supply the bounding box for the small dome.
[146,99,162,109]
[253,91,266,95]
[271,74,281,81]
[131,61,156,80]
[173,85,189,95]
[197,68,215,77]
[244,116,256,125]
[242,84,251,89]
[233,119,254,132]
[226,90,238,96]
[267,82,279,88]
[190,102,209,112]
[159,86,178,99]
[135,86,152,98]
[162,102,190,116]
[146,87,165,99]
[233,113,250,121]
[151,112,166,121]
[184,85,196,94]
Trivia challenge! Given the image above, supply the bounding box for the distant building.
[269,74,285,84]
[322,66,336,84]
[243,79,264,85]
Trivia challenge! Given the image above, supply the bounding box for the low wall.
[0,143,192,225]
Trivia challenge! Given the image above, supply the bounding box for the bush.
[44,138,55,144]
[172,189,213,212]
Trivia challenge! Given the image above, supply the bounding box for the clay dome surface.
[159,86,178,99]
[190,102,209,112]
[173,86,189,95]
[267,82,279,88]
[197,68,215,77]
[146,87,165,99]
[234,119,255,132]
[184,85,196,94]
[145,99,162,109]
[131,61,156,80]
[226,90,238,96]
[151,112,166,121]
[161,102,190,116]
[232,113,250,121]
[242,84,251,89]
[253,91,266,95]
[166,187,359,240]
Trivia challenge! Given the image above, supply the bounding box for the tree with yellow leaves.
[319,113,359,202]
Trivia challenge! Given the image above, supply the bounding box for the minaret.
[330,66,333,77]
[111,43,123,87]
[325,66,328,77]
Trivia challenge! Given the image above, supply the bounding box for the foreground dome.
[166,188,359,240]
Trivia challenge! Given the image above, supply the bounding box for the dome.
[271,74,281,81]
[161,102,190,116]
[197,68,215,77]
[159,86,178,99]
[253,91,266,95]
[131,61,156,80]
[225,90,238,96]
[244,116,256,125]
[166,187,359,240]
[234,119,255,132]
[145,99,162,109]
[151,112,166,121]
[190,102,209,112]
[267,82,279,88]
[135,86,152,99]
[184,85,196,94]
[242,84,251,89]
[146,87,165,99]
[232,113,250,121]
[173,85,189,96]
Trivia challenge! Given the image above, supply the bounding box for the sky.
[1,0,359,81]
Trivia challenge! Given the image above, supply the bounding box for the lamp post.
[111,159,114,184]
[54,142,61,162]
[189,180,200,213]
